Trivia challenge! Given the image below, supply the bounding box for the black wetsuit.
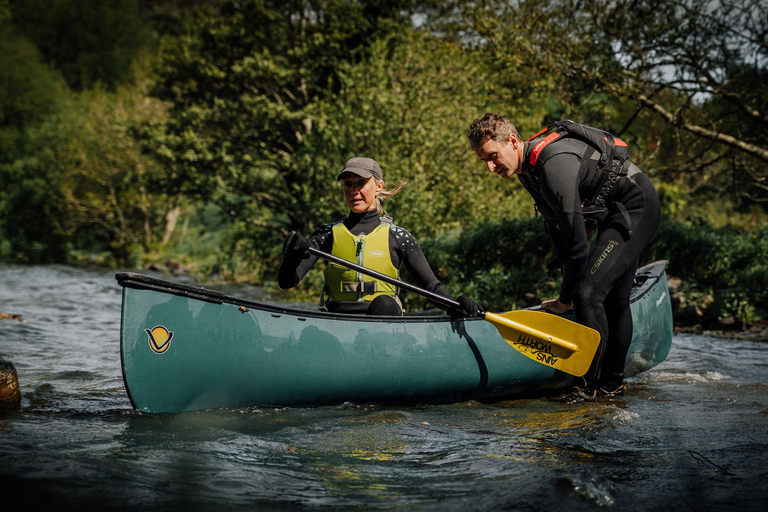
[520,136,661,391]
[278,210,454,314]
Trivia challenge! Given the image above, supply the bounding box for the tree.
[139,0,412,236]
[57,79,179,264]
[138,0,532,258]
[0,21,177,264]
[306,32,531,240]
[438,0,768,210]
[1,76,176,264]
[0,25,72,261]
[9,0,152,90]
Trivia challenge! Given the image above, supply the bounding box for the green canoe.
[117,260,673,413]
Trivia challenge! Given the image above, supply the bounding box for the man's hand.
[540,298,570,314]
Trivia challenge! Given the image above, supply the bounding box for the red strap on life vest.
[527,125,627,166]
[526,126,552,142]
[529,132,561,166]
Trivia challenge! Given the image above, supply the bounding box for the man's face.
[474,134,521,179]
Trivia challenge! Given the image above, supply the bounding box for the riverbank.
[675,322,768,343]
[667,275,768,343]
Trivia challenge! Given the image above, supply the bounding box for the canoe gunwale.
[115,259,669,324]
[116,272,469,324]
[629,260,667,305]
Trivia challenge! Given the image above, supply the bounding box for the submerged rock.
[0,357,21,413]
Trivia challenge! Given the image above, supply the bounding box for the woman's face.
[341,173,383,213]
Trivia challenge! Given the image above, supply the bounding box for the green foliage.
[419,217,560,311]
[654,182,690,221]
[0,3,176,264]
[146,202,244,280]
[306,31,526,240]
[645,221,768,325]
[138,1,530,276]
[446,0,768,213]
[138,0,402,237]
[0,25,70,261]
[9,0,152,90]
[0,132,72,262]
[0,26,69,155]
[415,217,768,325]
[0,53,178,265]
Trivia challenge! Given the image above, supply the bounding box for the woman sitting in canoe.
[279,157,478,316]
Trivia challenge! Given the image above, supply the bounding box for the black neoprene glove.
[283,231,311,260]
[450,295,483,318]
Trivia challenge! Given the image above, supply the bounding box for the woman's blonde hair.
[375,179,407,216]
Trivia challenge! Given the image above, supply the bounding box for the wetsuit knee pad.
[367,295,402,316]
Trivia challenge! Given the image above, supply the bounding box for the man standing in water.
[465,114,661,402]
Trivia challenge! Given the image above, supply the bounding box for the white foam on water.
[568,473,615,506]
[638,370,732,384]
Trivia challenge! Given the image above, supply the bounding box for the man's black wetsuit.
[278,209,454,314]
[520,136,661,392]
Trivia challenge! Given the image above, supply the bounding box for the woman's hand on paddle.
[283,231,311,260]
[540,298,570,314]
[450,296,483,318]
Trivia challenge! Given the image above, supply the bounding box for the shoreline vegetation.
[1,1,766,344]
[6,217,768,343]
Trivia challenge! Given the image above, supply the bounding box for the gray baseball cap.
[337,157,383,181]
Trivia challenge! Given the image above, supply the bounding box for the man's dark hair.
[466,113,520,150]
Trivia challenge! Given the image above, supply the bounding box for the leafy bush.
[419,217,560,311]
[411,218,768,326]
[644,221,768,326]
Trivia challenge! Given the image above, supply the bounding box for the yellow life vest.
[323,221,398,303]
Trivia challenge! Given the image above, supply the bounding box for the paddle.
[307,246,600,377]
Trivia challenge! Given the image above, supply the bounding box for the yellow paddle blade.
[484,310,601,377]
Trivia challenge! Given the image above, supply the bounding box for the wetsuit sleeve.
[389,226,455,309]
[546,220,566,267]
[538,153,590,305]
[277,225,333,289]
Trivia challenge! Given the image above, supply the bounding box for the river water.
[1,262,767,511]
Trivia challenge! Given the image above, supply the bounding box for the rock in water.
[0,357,21,413]
[0,312,25,322]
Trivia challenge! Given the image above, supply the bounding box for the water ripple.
[3,264,768,511]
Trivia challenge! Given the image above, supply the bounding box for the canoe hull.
[118,261,672,413]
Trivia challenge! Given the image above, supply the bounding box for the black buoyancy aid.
[526,120,633,232]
